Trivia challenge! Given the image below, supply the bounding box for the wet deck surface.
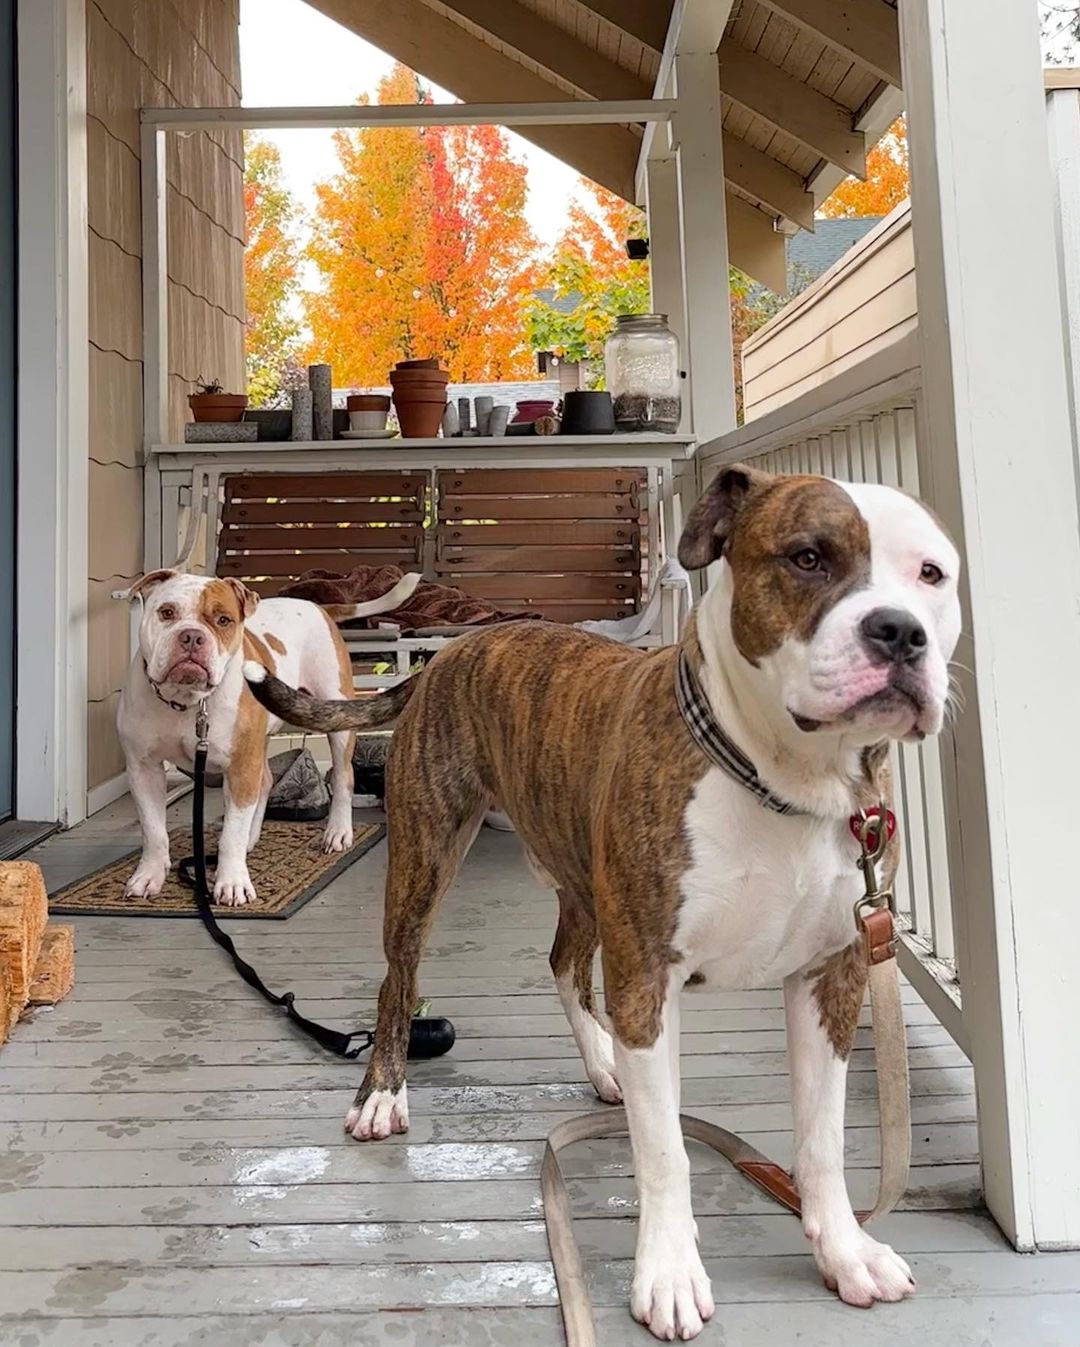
[2,798,1079,1345]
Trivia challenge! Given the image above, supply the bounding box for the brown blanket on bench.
[280,565,543,631]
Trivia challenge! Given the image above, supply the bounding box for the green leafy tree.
[526,181,649,383]
[243,136,303,405]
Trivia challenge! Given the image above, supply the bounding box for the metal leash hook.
[851,804,898,970]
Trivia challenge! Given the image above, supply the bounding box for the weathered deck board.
[2,807,1076,1346]
[8,1300,1080,1347]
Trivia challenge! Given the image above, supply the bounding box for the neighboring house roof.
[533,287,583,317]
[788,218,883,284]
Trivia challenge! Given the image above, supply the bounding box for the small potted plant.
[188,377,248,423]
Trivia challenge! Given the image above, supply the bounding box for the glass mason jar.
[604,313,682,433]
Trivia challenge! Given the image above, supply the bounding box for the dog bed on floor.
[48,820,384,920]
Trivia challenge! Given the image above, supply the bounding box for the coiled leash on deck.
[180,703,455,1061]
[541,808,912,1347]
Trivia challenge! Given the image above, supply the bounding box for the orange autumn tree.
[244,136,303,404]
[305,64,539,384]
[820,116,909,219]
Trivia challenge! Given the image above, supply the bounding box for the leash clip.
[851,805,895,934]
[195,702,210,751]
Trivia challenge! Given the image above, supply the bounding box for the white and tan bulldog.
[117,568,419,906]
[242,467,962,1340]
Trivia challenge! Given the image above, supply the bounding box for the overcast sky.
[239,0,581,249]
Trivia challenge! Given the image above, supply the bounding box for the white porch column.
[645,155,687,375]
[646,152,689,447]
[673,37,737,443]
[15,0,88,825]
[900,0,1080,1249]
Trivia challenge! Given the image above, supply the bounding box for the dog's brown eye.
[216,614,233,627]
[790,548,821,573]
[920,562,945,586]
[158,606,175,621]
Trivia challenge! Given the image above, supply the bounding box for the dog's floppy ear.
[124,569,177,602]
[677,465,769,570]
[224,578,260,619]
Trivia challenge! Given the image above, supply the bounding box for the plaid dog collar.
[675,650,803,816]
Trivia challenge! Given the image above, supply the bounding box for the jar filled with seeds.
[604,313,682,433]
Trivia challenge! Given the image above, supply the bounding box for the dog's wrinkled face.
[130,570,258,691]
[680,467,961,742]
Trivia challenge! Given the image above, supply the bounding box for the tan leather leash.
[540,809,911,1347]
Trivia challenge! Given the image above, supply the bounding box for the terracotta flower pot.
[188,392,247,423]
[396,357,440,370]
[391,379,448,438]
[389,367,449,384]
[347,394,391,412]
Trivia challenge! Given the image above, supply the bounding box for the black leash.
[182,704,455,1061]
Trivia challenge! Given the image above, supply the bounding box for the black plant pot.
[560,390,615,435]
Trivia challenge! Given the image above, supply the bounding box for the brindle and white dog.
[244,466,961,1342]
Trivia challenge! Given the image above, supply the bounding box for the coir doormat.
[48,820,384,920]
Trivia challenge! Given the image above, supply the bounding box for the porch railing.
[696,332,966,1052]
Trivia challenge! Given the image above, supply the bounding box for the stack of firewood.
[0,861,75,1045]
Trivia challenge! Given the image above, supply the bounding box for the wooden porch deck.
[2,800,1078,1345]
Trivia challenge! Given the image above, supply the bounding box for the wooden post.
[15,0,88,825]
[646,154,688,441]
[1046,78,1080,465]
[900,0,1080,1249]
[673,43,737,444]
[646,155,686,363]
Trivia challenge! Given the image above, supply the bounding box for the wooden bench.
[208,466,681,688]
[216,471,427,596]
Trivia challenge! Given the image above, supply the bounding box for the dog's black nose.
[860,607,927,664]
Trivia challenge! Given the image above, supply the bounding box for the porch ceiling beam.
[303,0,644,198]
[142,100,674,131]
[722,131,815,230]
[434,0,650,102]
[719,38,866,177]
[753,0,902,88]
[572,0,671,53]
[726,191,787,294]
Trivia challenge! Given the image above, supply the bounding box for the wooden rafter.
[718,38,866,177]
[754,0,902,88]
[572,0,671,53]
[307,0,641,198]
[725,191,787,294]
[722,131,815,230]
[435,0,650,101]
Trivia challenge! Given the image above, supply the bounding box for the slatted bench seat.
[435,468,643,625]
[216,471,427,597]
[207,465,680,690]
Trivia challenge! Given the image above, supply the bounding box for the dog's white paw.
[213,868,257,906]
[322,821,353,854]
[811,1227,915,1307]
[585,1034,622,1104]
[631,1235,714,1341]
[345,1085,409,1141]
[124,861,169,898]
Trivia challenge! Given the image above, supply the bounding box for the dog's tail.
[243,662,417,732]
[320,571,421,626]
